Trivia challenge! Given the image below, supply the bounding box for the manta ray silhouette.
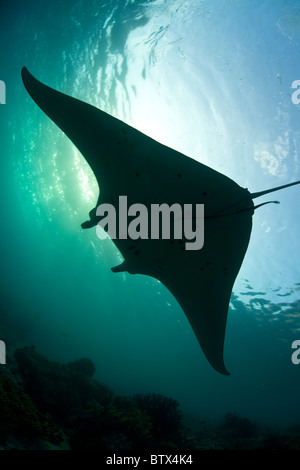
[21,67,300,375]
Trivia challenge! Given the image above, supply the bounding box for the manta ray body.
[21,67,300,375]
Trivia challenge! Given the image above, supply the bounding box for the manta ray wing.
[22,67,256,374]
[161,211,253,375]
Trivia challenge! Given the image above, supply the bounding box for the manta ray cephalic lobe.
[21,67,300,375]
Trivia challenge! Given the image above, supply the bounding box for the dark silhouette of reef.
[0,346,184,450]
[0,346,300,450]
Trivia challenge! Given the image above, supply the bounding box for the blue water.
[1,0,300,431]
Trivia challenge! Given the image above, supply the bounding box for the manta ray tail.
[251,181,300,199]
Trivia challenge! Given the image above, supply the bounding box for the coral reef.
[9,346,184,450]
[0,369,63,449]
[0,346,299,450]
[221,411,257,439]
[133,393,183,447]
[183,413,300,450]
[69,399,152,450]
[14,346,113,423]
[0,372,43,440]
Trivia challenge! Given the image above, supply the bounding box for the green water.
[1,0,300,430]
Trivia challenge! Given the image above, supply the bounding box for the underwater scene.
[1,0,300,452]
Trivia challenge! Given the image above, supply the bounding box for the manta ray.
[21,67,300,375]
